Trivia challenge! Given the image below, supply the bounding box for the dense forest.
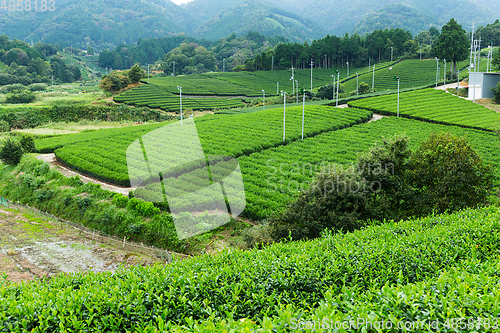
[98,32,286,74]
[0,36,81,85]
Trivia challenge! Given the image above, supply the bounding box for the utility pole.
[346,61,349,77]
[391,47,393,62]
[295,80,298,105]
[356,73,359,96]
[443,59,446,90]
[272,56,274,71]
[51,76,53,92]
[177,86,183,125]
[420,43,422,61]
[172,61,175,76]
[223,59,225,72]
[147,64,150,84]
[331,75,335,101]
[262,90,265,110]
[310,59,314,92]
[290,66,295,94]
[336,70,340,106]
[277,82,279,95]
[281,91,286,142]
[435,58,439,88]
[372,64,375,93]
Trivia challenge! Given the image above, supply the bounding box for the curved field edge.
[1,206,500,331]
[348,88,500,132]
[39,107,373,187]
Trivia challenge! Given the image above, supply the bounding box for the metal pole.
[177,86,182,125]
[336,71,340,107]
[356,73,358,96]
[282,91,286,142]
[457,70,460,96]
[346,61,349,77]
[310,59,314,92]
[443,59,446,91]
[372,64,375,93]
[223,58,225,72]
[147,64,150,83]
[391,47,393,62]
[435,58,439,88]
[272,56,274,71]
[277,82,279,95]
[397,77,400,117]
[331,75,335,100]
[295,80,298,105]
[262,90,265,110]
[302,93,305,140]
[420,43,422,61]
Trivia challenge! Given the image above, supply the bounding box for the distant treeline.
[97,32,286,74]
[0,35,81,85]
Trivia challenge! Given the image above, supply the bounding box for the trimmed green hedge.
[1,206,500,331]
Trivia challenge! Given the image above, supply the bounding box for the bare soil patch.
[0,206,161,283]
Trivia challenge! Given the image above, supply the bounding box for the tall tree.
[434,18,468,78]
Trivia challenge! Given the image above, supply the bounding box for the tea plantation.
[1,206,500,331]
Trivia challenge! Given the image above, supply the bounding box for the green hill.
[192,1,326,42]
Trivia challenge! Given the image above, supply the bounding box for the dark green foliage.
[316,83,345,100]
[408,132,493,215]
[0,103,173,131]
[128,64,145,83]
[0,120,9,132]
[358,82,370,94]
[0,137,23,165]
[434,18,469,75]
[271,165,367,240]
[4,90,36,104]
[492,82,500,104]
[272,133,493,240]
[19,135,35,153]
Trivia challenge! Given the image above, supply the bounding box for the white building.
[468,72,500,100]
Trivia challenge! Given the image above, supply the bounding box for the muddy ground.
[0,206,162,284]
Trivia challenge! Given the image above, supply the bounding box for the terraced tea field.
[349,88,500,130]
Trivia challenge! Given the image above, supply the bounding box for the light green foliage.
[112,193,129,208]
[114,84,244,112]
[237,117,500,220]
[0,120,9,133]
[349,88,500,130]
[36,106,372,187]
[1,206,500,331]
[4,90,36,104]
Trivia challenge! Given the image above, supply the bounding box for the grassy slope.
[1,206,499,331]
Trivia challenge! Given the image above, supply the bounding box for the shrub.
[0,120,9,132]
[112,193,129,208]
[0,83,24,93]
[271,164,367,240]
[358,81,370,95]
[271,133,493,241]
[0,137,24,165]
[5,90,36,104]
[492,82,500,104]
[408,132,493,215]
[316,83,345,100]
[19,135,35,153]
[27,83,48,92]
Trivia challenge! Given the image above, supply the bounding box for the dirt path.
[36,154,135,195]
[0,206,160,283]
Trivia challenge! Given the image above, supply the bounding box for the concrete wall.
[468,72,500,100]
